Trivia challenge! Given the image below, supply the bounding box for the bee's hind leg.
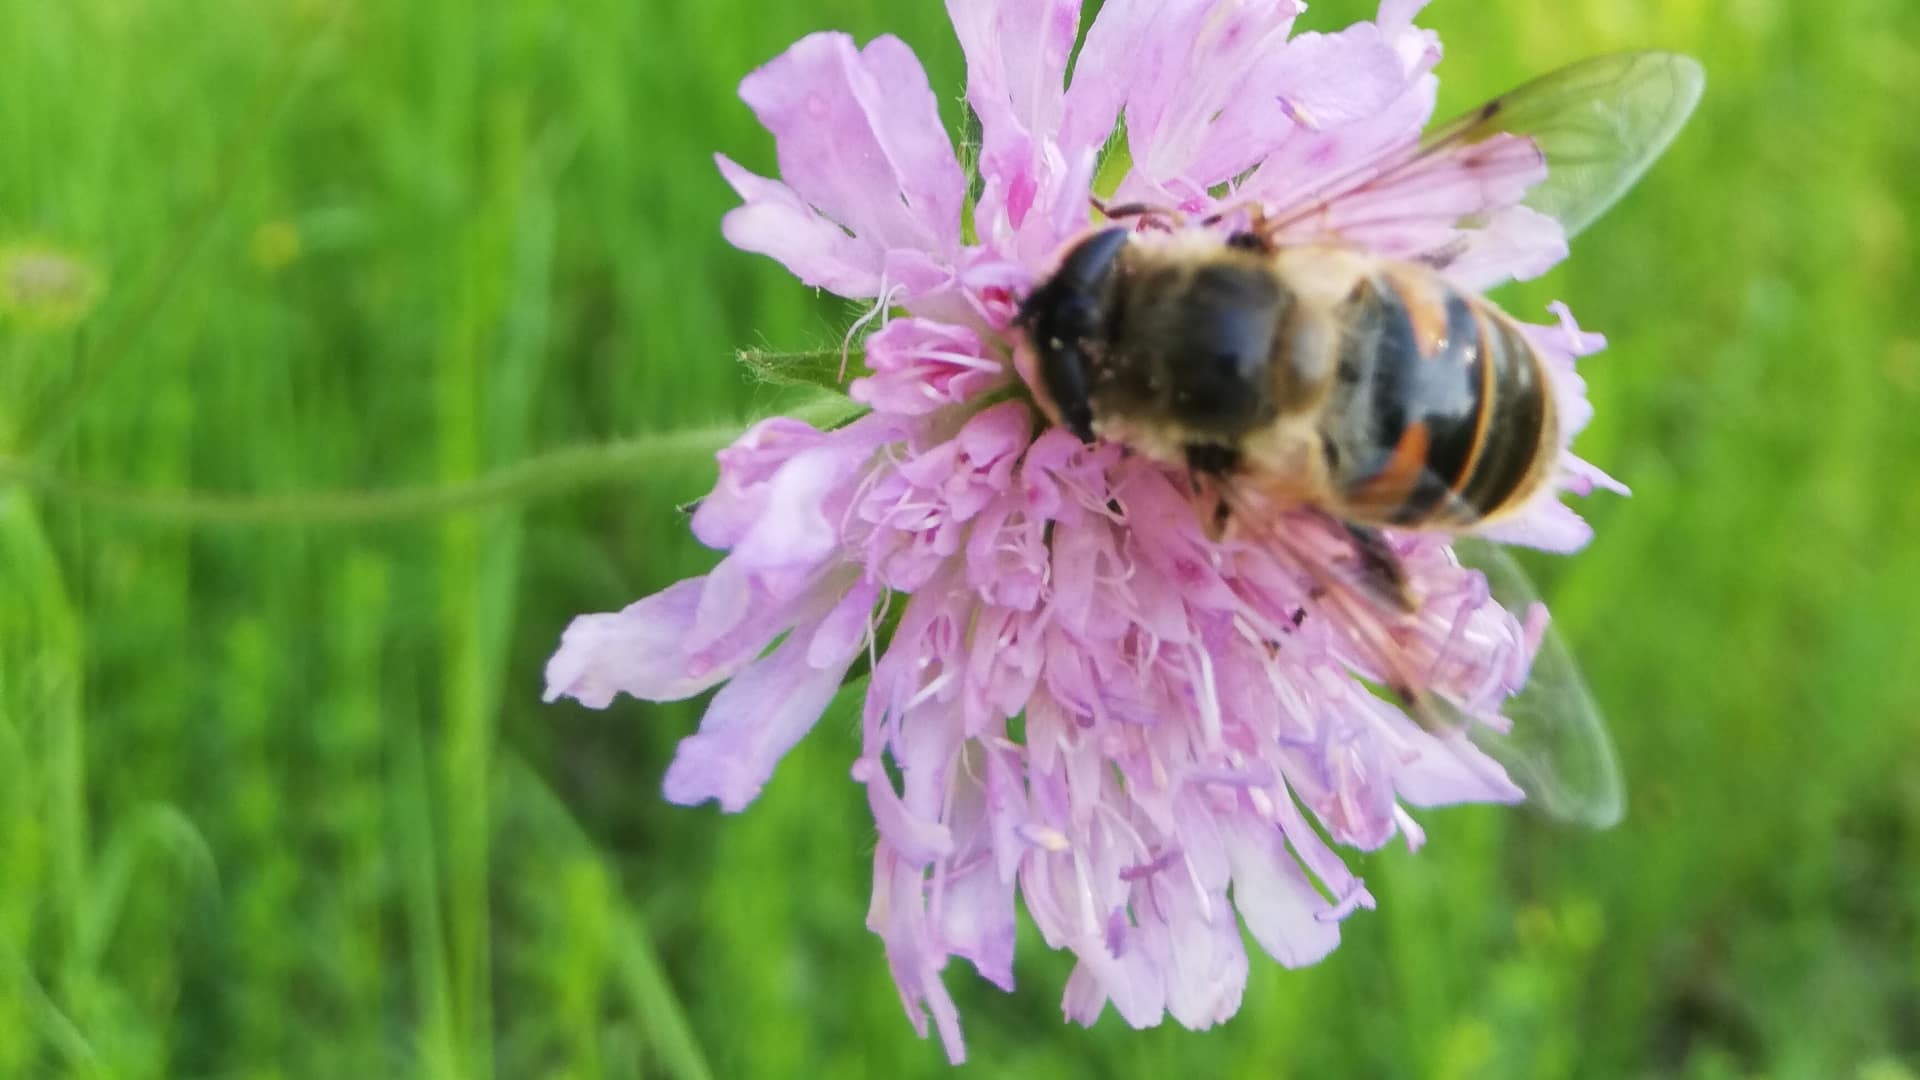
[1184,444,1242,542]
[1335,519,1418,615]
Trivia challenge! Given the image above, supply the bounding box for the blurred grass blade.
[0,427,738,525]
[3,951,97,1072]
[503,757,714,1080]
[75,804,221,971]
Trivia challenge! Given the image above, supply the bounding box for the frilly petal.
[722,32,963,299]
[849,317,1005,416]
[948,0,1098,260]
[1161,884,1248,1030]
[870,844,969,1063]
[1223,814,1342,968]
[1477,497,1597,554]
[1267,24,1411,130]
[1174,20,1408,189]
[1445,204,1571,290]
[661,607,866,812]
[1392,728,1526,808]
[946,0,1079,192]
[544,577,725,708]
[1109,0,1306,199]
[716,155,888,297]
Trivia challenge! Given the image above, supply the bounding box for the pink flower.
[548,0,1632,1063]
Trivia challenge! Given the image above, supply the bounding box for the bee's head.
[1017,227,1132,441]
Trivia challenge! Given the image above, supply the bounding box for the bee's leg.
[1336,519,1418,614]
[1202,201,1280,252]
[1185,475,1234,542]
[1183,445,1241,541]
[1091,197,1187,231]
[1412,237,1468,271]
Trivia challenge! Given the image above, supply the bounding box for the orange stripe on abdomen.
[1345,420,1431,517]
[1457,314,1552,520]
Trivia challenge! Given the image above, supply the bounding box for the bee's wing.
[1233,495,1623,828]
[1256,51,1703,265]
[1450,538,1624,828]
[1416,50,1705,241]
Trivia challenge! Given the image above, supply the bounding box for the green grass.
[3,0,1918,1076]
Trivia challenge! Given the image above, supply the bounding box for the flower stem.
[0,426,741,527]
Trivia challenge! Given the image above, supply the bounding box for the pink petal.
[870,845,968,1063]
[1223,814,1341,968]
[1241,72,1436,214]
[1478,497,1596,554]
[1182,22,1407,185]
[809,579,879,667]
[546,577,744,708]
[661,607,864,812]
[931,751,1021,993]
[716,155,887,297]
[1391,727,1526,807]
[855,753,956,865]
[1062,924,1169,1029]
[732,435,877,572]
[938,852,1017,991]
[723,32,963,299]
[690,417,832,551]
[855,695,966,865]
[1271,26,1410,132]
[848,317,1004,416]
[1563,453,1630,498]
[1160,884,1248,1030]
[1445,204,1570,290]
[968,761,1022,878]
[946,0,1080,207]
[1113,1,1306,193]
[1055,0,1169,158]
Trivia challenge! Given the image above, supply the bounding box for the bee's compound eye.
[1057,293,1103,341]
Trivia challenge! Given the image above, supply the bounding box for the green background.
[3,0,1917,1076]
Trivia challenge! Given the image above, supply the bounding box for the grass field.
[3,0,1918,1076]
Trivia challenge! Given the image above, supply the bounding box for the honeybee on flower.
[545,0,1700,1062]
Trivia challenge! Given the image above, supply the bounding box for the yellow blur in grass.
[0,244,103,330]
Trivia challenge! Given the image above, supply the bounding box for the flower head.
[548,0,1623,1062]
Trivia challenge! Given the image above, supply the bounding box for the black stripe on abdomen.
[1351,280,1486,525]
[1456,314,1546,518]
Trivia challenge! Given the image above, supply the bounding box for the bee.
[1023,233,1558,533]
[1017,52,1704,827]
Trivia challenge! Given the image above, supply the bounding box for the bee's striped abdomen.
[1454,303,1553,522]
[1332,267,1557,528]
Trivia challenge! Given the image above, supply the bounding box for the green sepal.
[737,346,862,394]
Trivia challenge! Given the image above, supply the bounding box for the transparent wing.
[1229,490,1624,828]
[1417,50,1705,240]
[1253,51,1703,262]
[1452,538,1624,828]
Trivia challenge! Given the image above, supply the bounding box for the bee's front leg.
[1091,197,1188,232]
